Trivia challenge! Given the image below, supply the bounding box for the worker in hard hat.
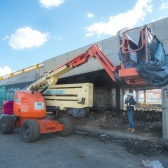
[125,93,136,133]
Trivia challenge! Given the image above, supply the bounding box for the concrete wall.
[150,18,168,54]
[44,41,104,79]
[0,70,38,86]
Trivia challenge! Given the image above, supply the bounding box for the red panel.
[15,117,64,133]
[119,68,139,77]
[119,68,147,85]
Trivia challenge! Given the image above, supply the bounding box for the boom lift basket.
[118,25,168,86]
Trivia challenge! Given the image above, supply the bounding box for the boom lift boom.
[27,44,118,92]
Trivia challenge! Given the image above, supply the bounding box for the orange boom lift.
[0,44,118,143]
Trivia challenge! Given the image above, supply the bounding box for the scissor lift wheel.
[20,120,40,143]
[57,118,72,137]
[0,115,15,134]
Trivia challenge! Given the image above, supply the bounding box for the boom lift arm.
[27,44,118,92]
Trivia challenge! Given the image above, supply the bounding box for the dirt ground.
[0,130,167,168]
[60,110,168,162]
[0,111,167,168]
[60,110,162,139]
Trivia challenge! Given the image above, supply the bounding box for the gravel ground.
[0,128,168,168]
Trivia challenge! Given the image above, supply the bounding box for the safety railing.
[0,62,44,81]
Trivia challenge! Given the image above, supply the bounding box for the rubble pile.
[109,108,162,122]
[137,103,162,112]
[123,139,168,156]
[73,129,168,157]
[73,110,162,138]
[134,110,162,122]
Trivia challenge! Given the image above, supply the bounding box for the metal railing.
[0,62,44,81]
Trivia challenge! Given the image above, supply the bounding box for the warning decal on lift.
[34,102,44,110]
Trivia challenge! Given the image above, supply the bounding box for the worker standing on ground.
[125,93,136,133]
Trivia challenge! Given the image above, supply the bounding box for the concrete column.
[122,88,129,109]
[111,88,116,108]
[144,90,147,103]
[120,88,124,109]
[116,87,120,110]
[136,90,139,103]
[162,88,168,139]
[162,109,168,139]
[115,87,125,110]
[129,89,133,93]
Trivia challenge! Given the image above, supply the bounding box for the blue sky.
[0,0,168,76]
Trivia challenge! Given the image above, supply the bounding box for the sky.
[0,0,168,76]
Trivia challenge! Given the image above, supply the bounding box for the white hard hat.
[127,93,133,97]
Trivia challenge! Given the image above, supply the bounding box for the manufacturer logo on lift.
[46,90,65,95]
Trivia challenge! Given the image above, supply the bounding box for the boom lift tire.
[20,120,40,143]
[57,118,72,137]
[0,115,15,134]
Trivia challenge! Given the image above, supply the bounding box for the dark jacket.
[125,97,136,112]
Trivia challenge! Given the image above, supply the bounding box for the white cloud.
[39,0,65,8]
[85,0,153,37]
[2,35,9,41]
[0,66,12,76]
[54,35,63,40]
[160,2,168,10]
[87,13,94,18]
[85,33,94,37]
[8,27,49,50]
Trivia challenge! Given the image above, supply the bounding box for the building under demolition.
[0,17,168,139]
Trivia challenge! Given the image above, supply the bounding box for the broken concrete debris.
[142,160,164,168]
